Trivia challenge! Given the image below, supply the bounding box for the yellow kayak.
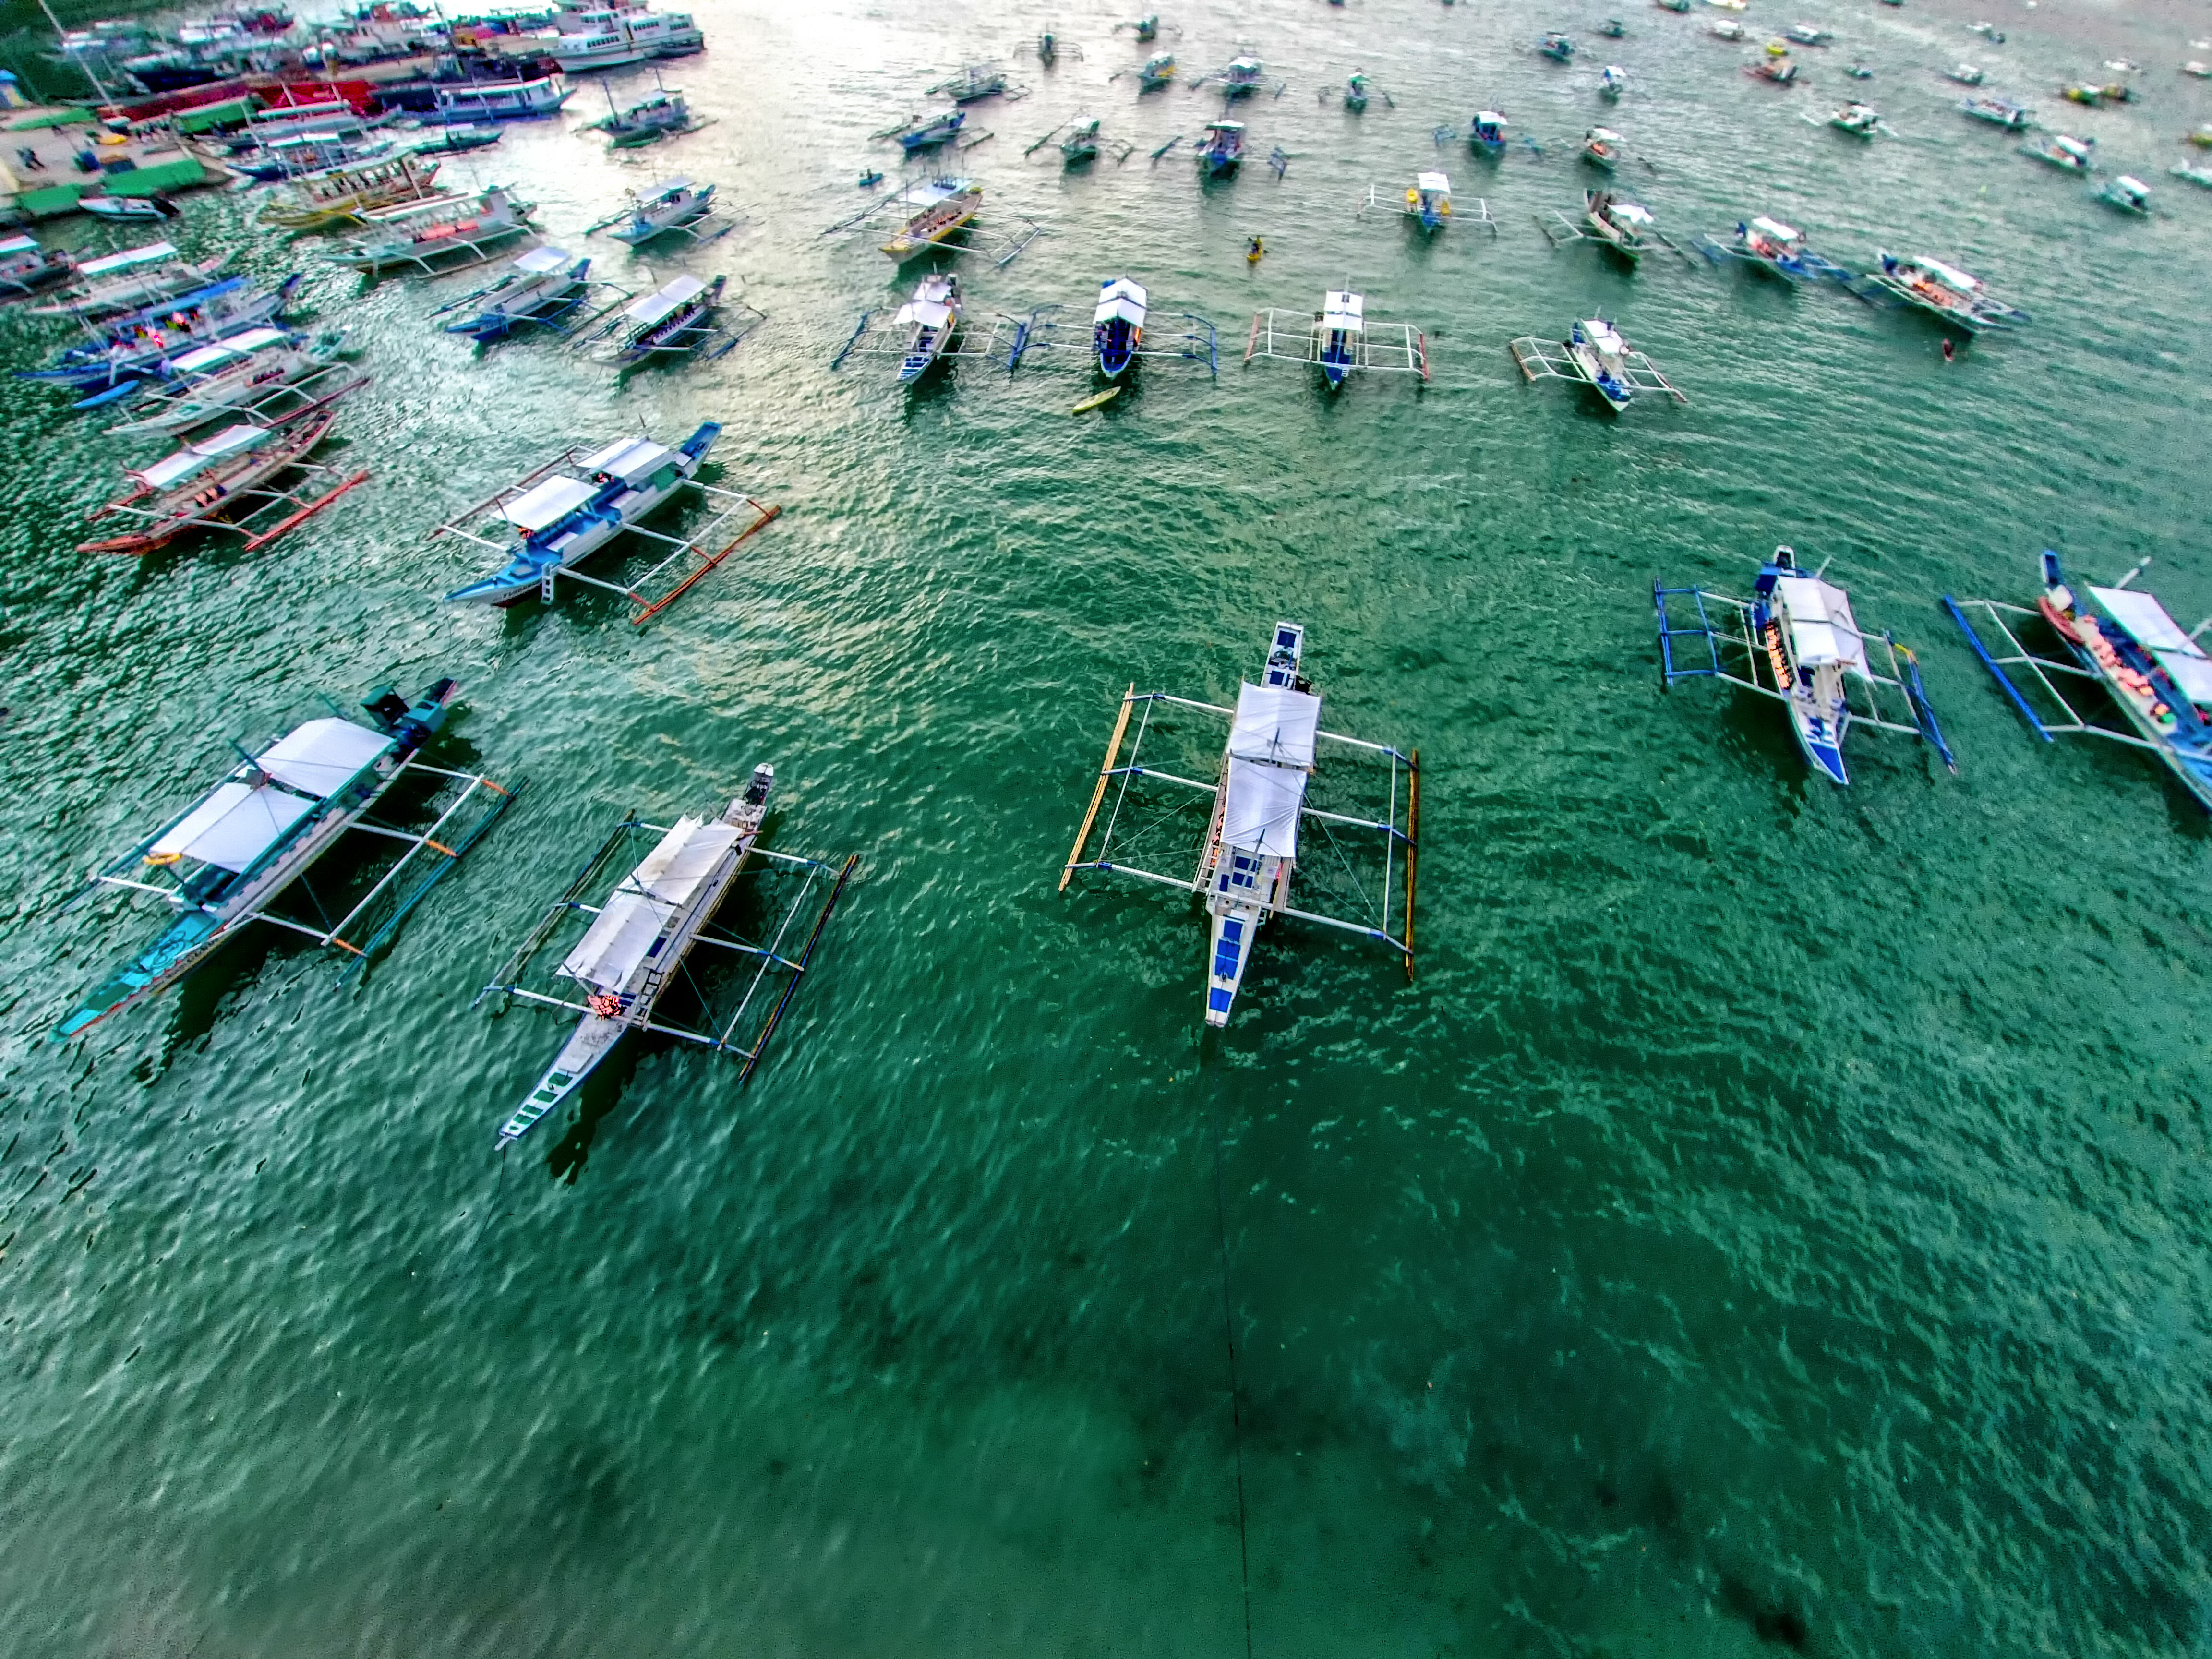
[1072,386,1122,414]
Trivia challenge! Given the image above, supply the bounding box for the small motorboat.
[897,109,965,152]
[2170,162,2212,189]
[1746,53,1800,84]
[1829,102,1883,136]
[1960,96,2030,130]
[77,411,355,555]
[1539,31,1575,61]
[1599,17,1627,36]
[1060,116,1101,165]
[80,194,180,222]
[603,177,715,246]
[327,187,533,275]
[1405,171,1451,229]
[2020,132,2093,171]
[2097,173,2151,214]
[857,169,884,187]
[1753,549,1874,784]
[1786,23,1832,44]
[2192,125,2212,149]
[409,123,505,156]
[943,61,1007,102]
[106,325,356,436]
[893,272,960,382]
[1093,276,1146,379]
[1196,120,1245,175]
[1968,20,2004,39]
[1699,215,1851,283]
[1581,125,1626,169]
[1581,188,1656,260]
[1600,64,1628,97]
[1471,109,1510,155]
[1863,250,2027,333]
[1711,19,1746,41]
[1138,52,1175,90]
[1947,62,1985,85]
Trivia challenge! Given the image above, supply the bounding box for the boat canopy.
[1610,201,1654,226]
[2056,135,2091,157]
[0,235,38,255]
[1322,290,1364,333]
[1417,170,1450,194]
[150,780,316,873]
[502,473,599,530]
[581,435,680,486]
[645,177,693,202]
[1094,277,1148,325]
[1750,215,1801,242]
[1776,576,1871,674]
[1204,120,1245,133]
[1917,256,1980,293]
[1475,110,1506,126]
[1580,318,1626,353]
[625,273,706,325]
[170,325,289,373]
[257,716,395,797]
[557,816,744,990]
[1223,682,1320,858]
[77,242,179,278]
[2090,587,2212,705]
[1589,126,1623,144]
[513,244,574,273]
[131,423,269,490]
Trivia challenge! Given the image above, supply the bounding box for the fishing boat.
[1247,293,1427,383]
[106,325,356,436]
[879,177,981,260]
[1600,64,1628,97]
[327,186,532,274]
[1509,316,1685,413]
[1581,126,1625,169]
[604,272,733,367]
[1314,289,1364,387]
[442,422,722,604]
[435,74,571,121]
[897,109,966,152]
[1947,62,1985,86]
[1656,548,1955,785]
[1786,23,1832,44]
[1221,55,1265,96]
[1569,317,1638,409]
[259,153,449,231]
[2020,131,2093,171]
[1405,171,1452,229]
[2170,162,2212,190]
[892,272,961,382]
[1960,96,2030,129]
[77,408,367,555]
[2097,173,2151,214]
[1540,31,1575,61]
[1746,54,1800,84]
[1130,13,1159,40]
[18,276,301,392]
[1860,251,2026,333]
[438,245,591,340]
[1655,0,1690,11]
[1829,102,1883,135]
[409,122,507,156]
[492,769,779,1142]
[1599,18,1627,36]
[0,235,74,299]
[589,83,706,147]
[1470,109,1510,155]
[1696,215,1851,283]
[1138,51,1175,89]
[600,177,718,245]
[1060,117,1101,164]
[1343,71,1372,110]
[1195,120,1245,175]
[1846,62,1874,79]
[80,195,179,222]
[1093,276,1146,378]
[942,61,1007,102]
[31,243,229,321]
[56,677,512,1040]
[1711,19,1746,41]
[234,132,399,183]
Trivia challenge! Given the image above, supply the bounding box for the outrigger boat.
[1828,101,1883,136]
[2169,162,2212,189]
[1540,31,1575,61]
[1600,17,1628,36]
[1246,288,1430,387]
[1852,251,2027,334]
[1138,51,1175,89]
[77,405,370,556]
[1060,622,1419,1026]
[1220,55,1266,96]
[57,678,514,1040]
[588,83,708,147]
[2021,131,2094,171]
[1093,276,1147,378]
[0,235,74,299]
[1060,116,1101,164]
[1655,547,1954,785]
[477,774,857,1142]
[1711,19,1746,41]
[1195,120,1246,175]
[938,61,1008,102]
[1655,0,1690,11]
[1470,110,1510,155]
[879,176,982,260]
[1509,317,1687,414]
[896,109,966,152]
[106,325,359,437]
[579,273,752,370]
[1947,62,1986,86]
[436,75,570,122]
[1786,23,1832,44]
[80,196,179,224]
[18,276,301,394]
[31,243,230,321]
[327,187,533,275]
[1600,64,1628,97]
[892,272,961,382]
[1745,54,1799,84]
[408,122,506,156]
[2096,173,2151,214]
[1405,171,1452,229]
[1946,553,2212,812]
[1581,125,1625,169]
[1342,71,1374,110]
[258,153,449,231]
[1693,215,1853,284]
[596,177,727,246]
[1540,188,1672,264]
[1960,96,2029,128]
[435,245,597,342]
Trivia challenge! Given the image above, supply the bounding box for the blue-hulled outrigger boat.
[18,275,302,394]
[56,678,516,1039]
[1692,215,1854,285]
[1946,553,2212,812]
[1196,120,1246,175]
[893,272,961,381]
[1470,109,1510,156]
[898,108,966,152]
[1093,276,1146,378]
[1656,546,1955,784]
[434,245,595,341]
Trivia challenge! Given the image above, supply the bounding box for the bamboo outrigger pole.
[1061,684,1137,890]
[1402,748,1420,981]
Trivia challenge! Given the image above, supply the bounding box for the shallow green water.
[4,0,2212,1653]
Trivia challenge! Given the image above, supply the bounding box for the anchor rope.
[1204,1047,1256,1659]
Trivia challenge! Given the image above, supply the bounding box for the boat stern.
[1203,902,1263,1026]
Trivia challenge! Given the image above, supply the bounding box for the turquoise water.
[4,0,2212,1652]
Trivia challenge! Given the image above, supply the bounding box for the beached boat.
[1093,276,1146,379]
[0,235,73,298]
[438,245,592,341]
[1581,125,1625,168]
[1405,170,1451,229]
[31,242,229,321]
[77,408,366,555]
[1196,120,1246,174]
[327,186,532,273]
[259,153,449,231]
[491,768,780,1142]
[897,109,966,152]
[588,83,706,147]
[56,677,512,1040]
[2020,132,2093,171]
[19,276,301,392]
[892,272,961,382]
[2097,173,2151,214]
[1828,101,1883,136]
[1860,250,2027,333]
[435,75,570,121]
[1540,31,1575,61]
[1138,51,1175,89]
[106,325,356,436]
[1470,109,1510,155]
[442,422,721,604]
[1960,96,2029,129]
[879,177,981,260]
[1060,116,1101,164]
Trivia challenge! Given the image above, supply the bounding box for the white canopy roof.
[1322,290,1364,331]
[1580,318,1626,352]
[1610,201,1655,226]
[1588,127,1623,144]
[625,273,706,325]
[1204,120,1244,133]
[895,298,954,328]
[257,716,395,797]
[1417,170,1450,193]
[1475,110,1506,125]
[501,472,598,531]
[1750,215,1801,241]
[558,817,743,990]
[1095,276,1148,315]
[0,235,37,255]
[645,177,693,200]
[78,241,178,277]
[581,435,682,485]
[132,424,268,491]
[1230,681,1321,767]
[1223,759,1306,859]
[171,325,288,373]
[151,780,315,873]
[1223,681,1322,859]
[514,244,574,273]
[1916,256,1980,293]
[2091,587,2212,705]
[1776,576,1871,674]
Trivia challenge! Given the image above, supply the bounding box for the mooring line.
[1205,1049,1256,1659]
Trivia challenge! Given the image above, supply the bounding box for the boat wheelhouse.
[1093,276,1147,378]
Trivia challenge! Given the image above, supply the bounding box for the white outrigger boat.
[591,177,733,248]
[1580,124,1625,169]
[892,272,961,381]
[30,242,229,321]
[1692,215,1853,285]
[56,677,515,1039]
[77,406,370,555]
[1093,276,1147,378]
[1827,101,1884,136]
[879,176,983,261]
[433,421,780,619]
[1062,623,1419,1025]
[327,187,534,275]
[477,775,858,1143]
[1852,250,2028,334]
[1246,288,1431,387]
[434,245,598,342]
[1470,109,1511,156]
[0,234,74,299]
[581,272,752,369]
[106,325,359,437]
[2021,131,2094,171]
[1657,547,1954,785]
[1600,64,1628,97]
[1539,188,1683,265]
[1060,116,1102,165]
[1509,317,1688,414]
[2170,162,2212,190]
[1947,553,2212,812]
[2096,173,2151,214]
[1405,170,1452,229]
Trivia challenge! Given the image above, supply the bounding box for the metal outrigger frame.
[1245,307,1430,380]
[1507,333,1687,404]
[1001,301,1221,376]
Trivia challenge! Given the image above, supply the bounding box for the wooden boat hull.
[78,410,353,555]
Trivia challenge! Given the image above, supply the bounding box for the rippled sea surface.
[3,0,2211,1651]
